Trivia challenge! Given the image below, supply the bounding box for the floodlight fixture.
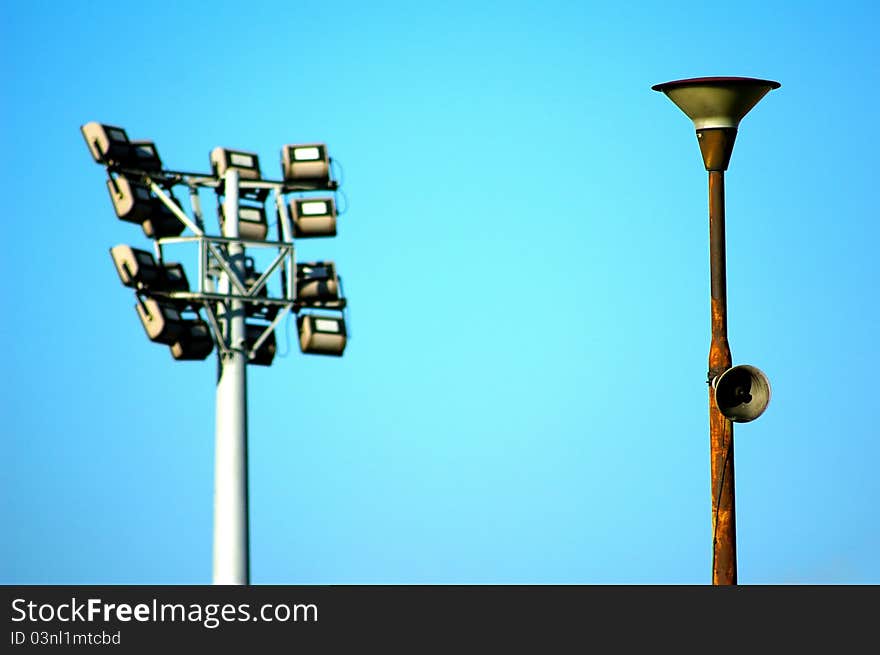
[290,196,337,238]
[107,175,153,223]
[81,122,166,171]
[136,193,184,239]
[170,320,214,361]
[135,297,187,344]
[110,245,163,288]
[160,262,190,292]
[129,140,163,171]
[298,313,347,356]
[111,245,190,293]
[295,261,340,303]
[142,206,185,239]
[106,175,185,238]
[211,147,262,180]
[81,122,132,165]
[246,322,277,366]
[281,143,331,187]
[220,202,268,241]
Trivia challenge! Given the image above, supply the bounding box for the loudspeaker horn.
[712,365,771,423]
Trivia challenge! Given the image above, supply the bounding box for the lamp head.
[652,77,780,171]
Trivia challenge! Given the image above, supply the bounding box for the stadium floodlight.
[290,196,337,238]
[85,121,353,586]
[107,176,153,223]
[142,205,185,239]
[162,262,189,291]
[106,175,185,238]
[111,244,192,293]
[81,122,165,171]
[295,261,340,303]
[220,203,268,241]
[129,140,163,171]
[81,122,132,166]
[245,323,277,366]
[110,245,164,288]
[281,143,331,187]
[160,262,189,292]
[135,297,187,344]
[211,147,261,180]
[170,320,214,361]
[298,314,346,356]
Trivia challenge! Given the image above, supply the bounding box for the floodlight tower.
[82,123,350,585]
[652,77,778,585]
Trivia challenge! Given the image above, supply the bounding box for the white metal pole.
[213,168,249,585]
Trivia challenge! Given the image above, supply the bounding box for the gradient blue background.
[2,0,877,584]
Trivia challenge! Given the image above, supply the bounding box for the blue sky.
[2,0,878,584]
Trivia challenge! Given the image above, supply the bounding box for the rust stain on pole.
[708,170,737,585]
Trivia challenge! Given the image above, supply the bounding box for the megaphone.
[712,365,771,423]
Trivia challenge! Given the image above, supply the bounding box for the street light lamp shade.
[651,76,780,130]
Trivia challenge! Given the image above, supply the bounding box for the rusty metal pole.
[707,166,736,585]
[695,126,740,585]
[699,127,739,585]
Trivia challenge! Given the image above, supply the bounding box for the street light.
[652,76,779,585]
